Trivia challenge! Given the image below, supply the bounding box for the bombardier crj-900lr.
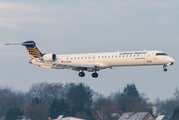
[6,41,175,78]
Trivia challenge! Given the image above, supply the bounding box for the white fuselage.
[55,50,175,68]
[7,40,175,77]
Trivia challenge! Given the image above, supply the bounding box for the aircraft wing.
[29,59,107,72]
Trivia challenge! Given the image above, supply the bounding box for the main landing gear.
[79,71,85,77]
[78,71,99,78]
[92,72,98,78]
[163,65,167,72]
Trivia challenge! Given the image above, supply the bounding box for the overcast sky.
[0,0,179,101]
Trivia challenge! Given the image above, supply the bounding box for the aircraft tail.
[6,41,44,58]
[22,41,44,58]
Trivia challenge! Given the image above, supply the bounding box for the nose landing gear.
[163,68,167,72]
[163,65,167,72]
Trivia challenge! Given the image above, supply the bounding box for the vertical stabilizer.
[22,41,44,58]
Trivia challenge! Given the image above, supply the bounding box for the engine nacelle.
[41,54,56,62]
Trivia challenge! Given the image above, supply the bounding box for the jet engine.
[40,54,56,62]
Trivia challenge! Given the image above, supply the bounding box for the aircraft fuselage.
[56,50,175,68]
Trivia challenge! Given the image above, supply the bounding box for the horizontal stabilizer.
[5,43,22,45]
[6,41,44,58]
[5,43,35,46]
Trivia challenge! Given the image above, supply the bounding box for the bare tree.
[156,88,179,117]
[0,87,26,118]
[100,99,120,120]
[0,87,14,117]
[93,97,120,120]
[173,87,179,106]
[24,102,49,120]
[28,82,64,104]
[6,92,25,109]
[92,91,105,102]
[75,112,90,120]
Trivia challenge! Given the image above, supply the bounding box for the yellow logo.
[27,47,41,58]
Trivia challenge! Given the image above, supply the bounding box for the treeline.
[154,87,179,119]
[0,82,178,120]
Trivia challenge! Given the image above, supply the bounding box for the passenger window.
[108,56,110,58]
[85,57,87,59]
[105,56,107,58]
[102,56,103,58]
[134,55,135,57]
[112,56,113,58]
[78,57,80,59]
[119,55,121,57]
[123,55,124,57]
[98,56,100,58]
[130,55,132,57]
[116,55,117,58]
[126,55,128,57]
[88,57,90,59]
[81,57,83,59]
[67,58,68,60]
[71,57,73,60]
[74,57,76,59]
[137,54,139,57]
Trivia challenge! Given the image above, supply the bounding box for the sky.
[0,0,179,101]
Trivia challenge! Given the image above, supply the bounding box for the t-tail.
[6,41,44,58]
[5,41,56,62]
[21,41,44,58]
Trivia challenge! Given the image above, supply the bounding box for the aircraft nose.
[169,57,175,65]
[171,58,175,63]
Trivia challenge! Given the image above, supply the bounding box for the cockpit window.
[156,53,168,56]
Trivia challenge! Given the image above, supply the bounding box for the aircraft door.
[87,55,95,65]
[147,53,152,63]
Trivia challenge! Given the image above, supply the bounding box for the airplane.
[6,41,175,78]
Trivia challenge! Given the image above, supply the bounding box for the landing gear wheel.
[163,68,167,72]
[163,65,168,72]
[79,72,85,77]
[92,72,98,78]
